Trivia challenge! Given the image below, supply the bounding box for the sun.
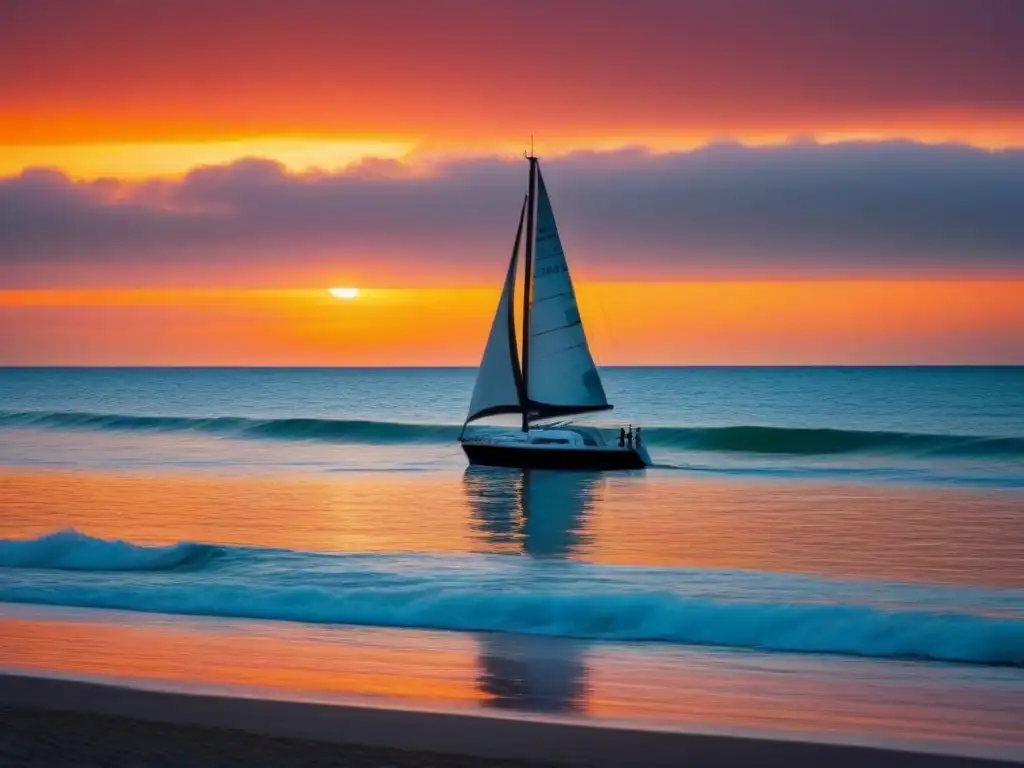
[328,287,360,300]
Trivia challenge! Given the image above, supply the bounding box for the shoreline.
[1,672,1021,767]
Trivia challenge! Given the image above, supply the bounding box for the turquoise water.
[1,366,1022,485]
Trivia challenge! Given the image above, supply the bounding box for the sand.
[0,672,1021,767]
[0,706,558,768]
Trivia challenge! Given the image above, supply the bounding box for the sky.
[1,0,1022,365]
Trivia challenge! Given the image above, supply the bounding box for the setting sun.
[328,287,360,300]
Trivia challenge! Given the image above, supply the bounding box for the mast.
[521,153,538,432]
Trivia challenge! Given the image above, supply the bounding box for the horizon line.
[3,364,1022,370]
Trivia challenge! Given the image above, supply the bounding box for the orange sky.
[1,1,1021,364]
[2,283,1021,366]
[2,1,1023,176]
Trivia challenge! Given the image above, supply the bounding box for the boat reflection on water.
[463,466,604,558]
[476,632,590,714]
[463,467,603,713]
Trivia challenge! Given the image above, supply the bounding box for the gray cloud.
[1,141,1022,287]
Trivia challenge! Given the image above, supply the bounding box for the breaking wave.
[2,409,1022,458]
[0,530,219,571]
[1,531,1021,667]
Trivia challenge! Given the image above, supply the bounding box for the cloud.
[1,141,1022,286]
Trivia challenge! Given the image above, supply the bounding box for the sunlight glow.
[328,287,360,300]
[2,282,1020,366]
[0,139,415,179]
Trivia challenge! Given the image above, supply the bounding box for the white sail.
[465,199,526,423]
[526,170,609,414]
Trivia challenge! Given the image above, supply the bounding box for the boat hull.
[462,441,647,470]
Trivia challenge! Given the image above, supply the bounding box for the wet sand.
[5,605,1024,750]
[0,706,552,768]
[1,673,1021,767]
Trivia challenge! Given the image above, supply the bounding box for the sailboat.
[460,153,651,470]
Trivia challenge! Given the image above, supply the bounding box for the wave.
[648,425,1024,457]
[1,532,1021,667]
[0,530,220,571]
[2,409,1022,457]
[3,572,1020,667]
[0,410,459,445]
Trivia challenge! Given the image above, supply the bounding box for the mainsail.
[465,197,527,424]
[525,169,610,419]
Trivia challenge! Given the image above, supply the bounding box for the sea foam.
[0,529,218,571]
[1,531,1021,667]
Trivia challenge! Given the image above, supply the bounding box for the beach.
[4,672,1021,767]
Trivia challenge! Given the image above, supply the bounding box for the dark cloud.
[1,142,1022,286]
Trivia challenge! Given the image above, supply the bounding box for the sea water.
[1,367,1022,748]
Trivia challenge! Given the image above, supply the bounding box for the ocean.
[1,366,1022,751]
